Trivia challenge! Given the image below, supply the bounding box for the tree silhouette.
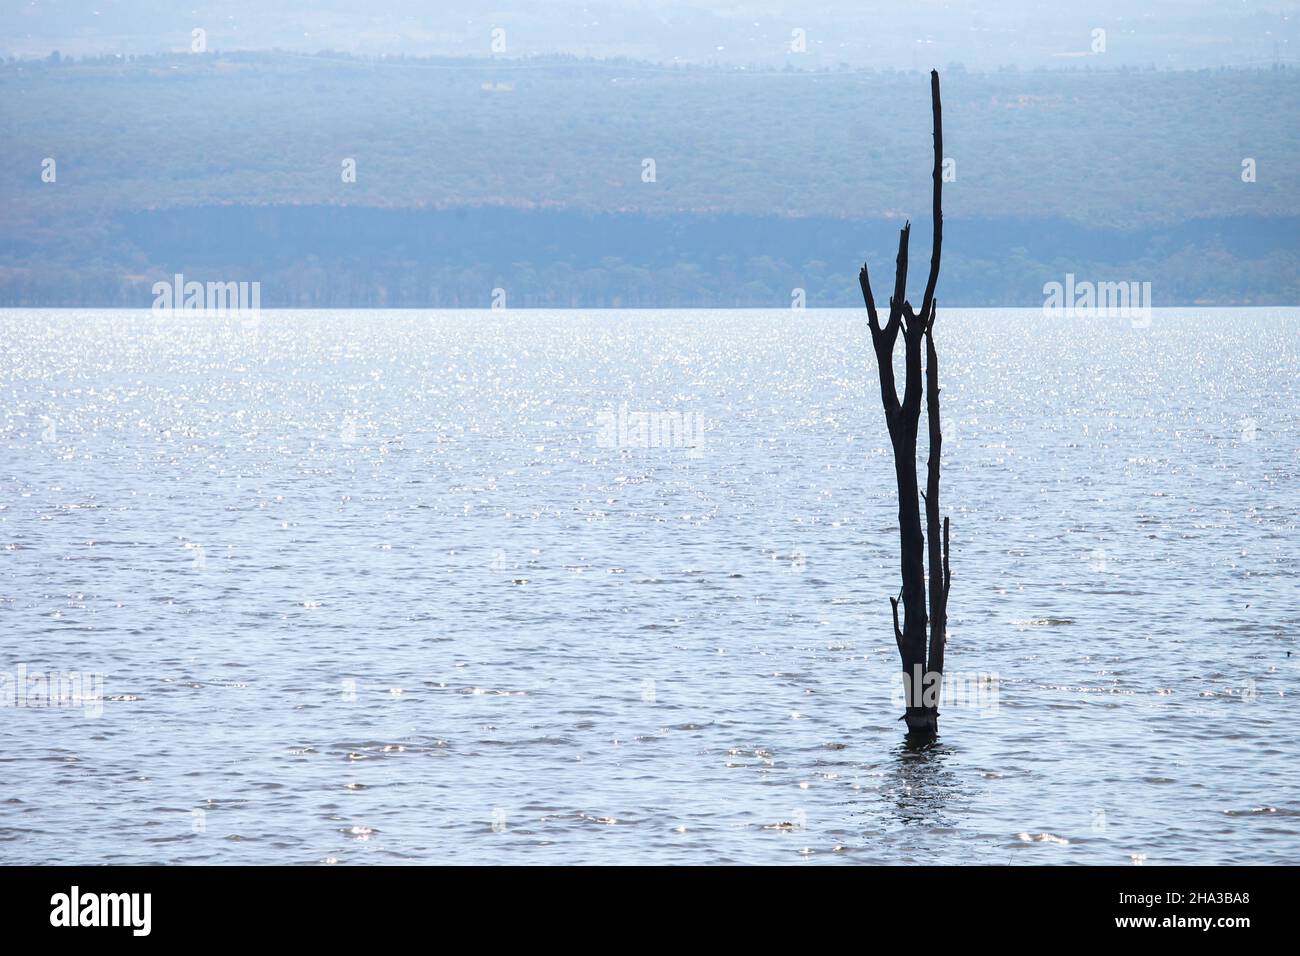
[858,70,950,739]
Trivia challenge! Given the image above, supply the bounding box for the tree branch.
[890,591,904,653]
[943,515,951,599]
[859,265,880,331]
[889,222,911,333]
[925,306,947,677]
[861,264,901,417]
[900,301,924,418]
[921,70,943,320]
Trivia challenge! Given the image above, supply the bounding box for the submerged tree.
[859,70,950,739]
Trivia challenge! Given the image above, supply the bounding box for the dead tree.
[858,70,950,738]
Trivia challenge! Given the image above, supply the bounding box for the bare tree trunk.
[859,70,949,739]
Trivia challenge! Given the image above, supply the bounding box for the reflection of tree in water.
[885,739,965,830]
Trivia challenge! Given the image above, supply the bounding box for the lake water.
[1,307,1297,865]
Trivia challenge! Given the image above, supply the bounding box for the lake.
[1,307,1296,864]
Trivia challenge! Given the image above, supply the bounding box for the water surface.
[1,308,1297,864]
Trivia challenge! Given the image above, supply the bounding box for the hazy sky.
[3,0,1297,70]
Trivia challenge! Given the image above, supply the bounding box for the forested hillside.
[2,52,1297,305]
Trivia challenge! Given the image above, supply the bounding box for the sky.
[2,0,1296,71]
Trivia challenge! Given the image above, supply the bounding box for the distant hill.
[2,53,1297,306]
[4,0,1297,72]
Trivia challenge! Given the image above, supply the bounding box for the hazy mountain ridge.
[4,0,1296,71]
[2,52,1297,305]
[5,52,1297,224]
